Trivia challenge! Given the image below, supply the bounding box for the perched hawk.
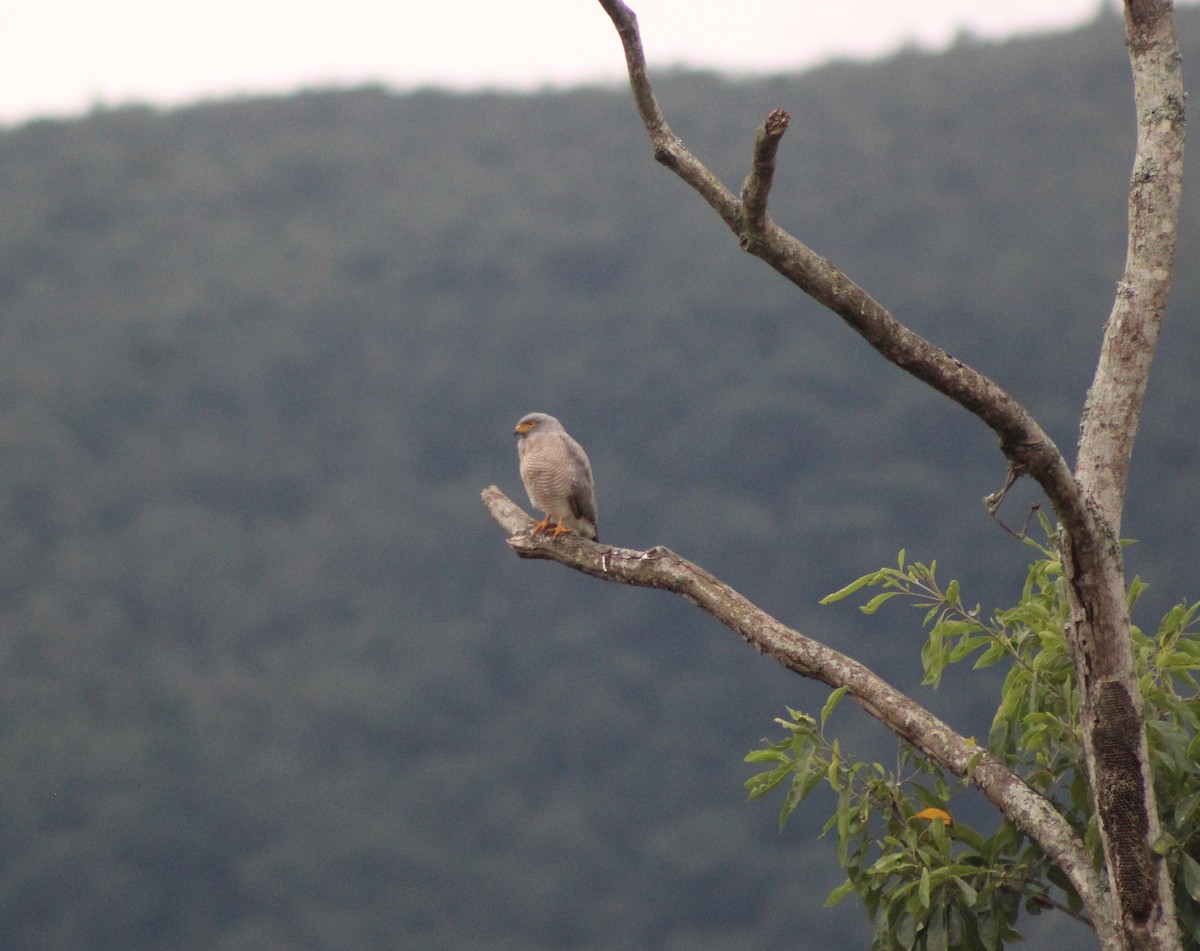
[513,412,598,541]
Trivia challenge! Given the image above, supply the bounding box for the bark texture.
[1064,3,1185,947]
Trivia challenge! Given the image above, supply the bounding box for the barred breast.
[518,429,598,540]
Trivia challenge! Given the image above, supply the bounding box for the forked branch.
[1077,0,1185,534]
[739,108,790,249]
[595,0,1086,537]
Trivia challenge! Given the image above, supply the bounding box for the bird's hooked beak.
[514,421,536,436]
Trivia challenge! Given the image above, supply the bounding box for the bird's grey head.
[514,412,564,438]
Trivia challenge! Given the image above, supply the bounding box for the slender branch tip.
[765,108,790,137]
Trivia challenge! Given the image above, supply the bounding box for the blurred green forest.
[1,6,1198,949]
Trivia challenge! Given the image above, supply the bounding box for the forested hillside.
[0,6,1197,948]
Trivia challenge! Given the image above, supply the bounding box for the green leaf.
[779,763,824,829]
[926,902,950,951]
[744,747,789,764]
[895,914,919,951]
[1181,851,1200,903]
[1161,650,1200,672]
[820,572,880,605]
[919,867,932,909]
[779,707,817,732]
[860,590,901,615]
[746,764,792,800]
[836,790,854,865]
[866,852,913,877]
[932,619,980,642]
[827,739,842,791]
[1069,770,1091,815]
[949,823,987,853]
[922,633,947,688]
[1127,574,1149,610]
[971,639,1008,670]
[791,742,816,792]
[1174,790,1200,829]
[948,634,990,664]
[821,686,849,730]
[952,875,978,906]
[825,878,855,908]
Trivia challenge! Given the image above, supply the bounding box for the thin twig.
[740,108,791,250]
[1003,883,1095,929]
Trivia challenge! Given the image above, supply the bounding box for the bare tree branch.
[482,485,1107,918]
[599,0,739,226]
[1078,0,1185,536]
[739,108,790,250]
[595,1,1084,527]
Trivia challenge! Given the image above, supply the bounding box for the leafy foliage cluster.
[748,517,1200,948]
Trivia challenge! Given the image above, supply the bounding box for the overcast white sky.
[2,0,1161,126]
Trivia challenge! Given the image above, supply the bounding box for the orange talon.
[550,518,572,539]
[530,515,554,535]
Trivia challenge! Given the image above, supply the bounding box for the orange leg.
[549,518,572,539]
[530,514,554,535]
